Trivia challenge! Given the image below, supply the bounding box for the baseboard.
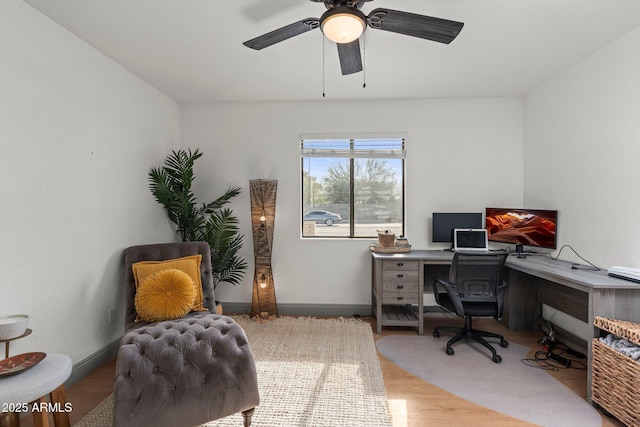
[220,302,373,317]
[66,338,120,388]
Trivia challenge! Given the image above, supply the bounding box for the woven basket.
[377,232,395,248]
[592,317,640,426]
[594,317,640,344]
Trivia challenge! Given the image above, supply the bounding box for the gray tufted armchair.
[113,242,259,427]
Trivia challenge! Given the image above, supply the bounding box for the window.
[301,136,405,238]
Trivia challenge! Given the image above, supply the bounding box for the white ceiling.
[23,0,640,103]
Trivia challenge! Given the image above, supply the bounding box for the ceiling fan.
[243,0,464,76]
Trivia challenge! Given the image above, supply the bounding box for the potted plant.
[148,148,247,312]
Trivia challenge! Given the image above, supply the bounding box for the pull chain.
[362,32,366,89]
[322,35,326,98]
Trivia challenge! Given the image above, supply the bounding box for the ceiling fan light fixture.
[320,7,366,44]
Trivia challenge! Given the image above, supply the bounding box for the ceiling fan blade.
[243,18,320,50]
[337,39,363,75]
[367,8,464,44]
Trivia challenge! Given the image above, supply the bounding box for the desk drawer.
[382,260,419,271]
[382,282,419,293]
[382,292,419,305]
[382,270,419,282]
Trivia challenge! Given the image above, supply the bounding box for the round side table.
[0,353,72,427]
[0,329,32,359]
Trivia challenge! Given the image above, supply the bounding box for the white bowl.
[0,315,29,340]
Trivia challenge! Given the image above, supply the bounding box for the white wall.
[0,1,179,362]
[525,27,640,269]
[181,98,524,306]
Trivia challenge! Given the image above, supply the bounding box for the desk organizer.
[592,316,640,427]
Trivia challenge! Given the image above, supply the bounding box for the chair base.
[433,316,508,363]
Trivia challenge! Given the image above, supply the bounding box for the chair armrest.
[433,278,465,316]
[431,278,447,304]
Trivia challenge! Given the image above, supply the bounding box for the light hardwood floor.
[22,316,624,427]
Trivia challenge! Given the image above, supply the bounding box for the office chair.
[432,252,509,363]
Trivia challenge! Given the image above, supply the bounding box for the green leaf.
[148,149,246,288]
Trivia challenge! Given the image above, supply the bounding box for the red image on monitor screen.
[485,208,557,249]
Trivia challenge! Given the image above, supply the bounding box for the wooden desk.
[371,250,640,401]
[502,255,640,332]
[371,250,453,335]
[504,254,640,401]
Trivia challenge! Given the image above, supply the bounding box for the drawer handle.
[396,297,404,301]
[396,274,404,278]
[396,285,404,290]
[397,262,404,267]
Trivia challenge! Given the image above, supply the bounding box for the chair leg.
[433,325,464,338]
[446,332,466,349]
[476,330,508,345]
[480,330,508,347]
[434,325,464,334]
[242,408,255,427]
[471,334,498,357]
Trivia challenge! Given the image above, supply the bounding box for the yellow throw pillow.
[135,269,196,322]
[132,254,208,315]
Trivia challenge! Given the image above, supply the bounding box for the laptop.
[453,229,489,252]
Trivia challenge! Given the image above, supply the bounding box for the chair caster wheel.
[492,354,502,363]
[500,340,509,348]
[446,347,454,356]
[433,331,440,338]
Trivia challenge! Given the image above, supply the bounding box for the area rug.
[76,316,392,427]
[376,335,602,427]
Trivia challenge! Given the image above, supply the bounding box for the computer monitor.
[485,208,558,250]
[432,212,483,242]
